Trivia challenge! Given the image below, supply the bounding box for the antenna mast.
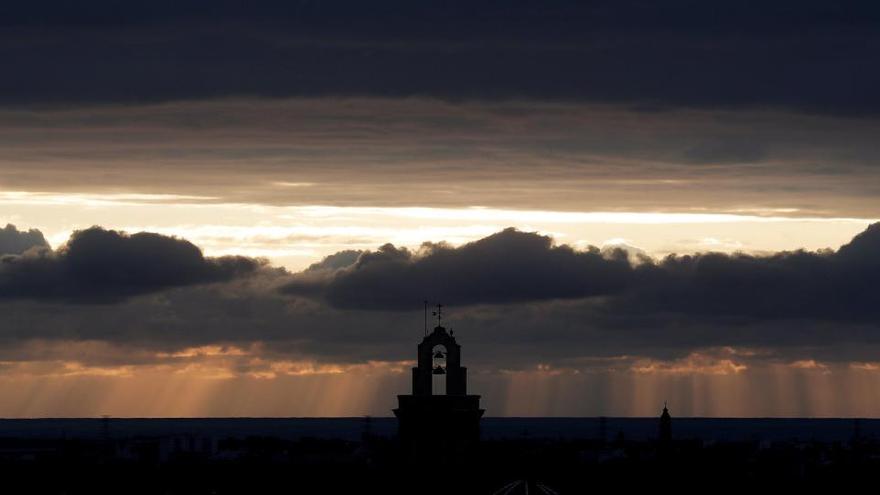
[423,300,428,336]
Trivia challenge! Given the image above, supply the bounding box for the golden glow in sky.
[2,98,879,418]
[1,190,873,271]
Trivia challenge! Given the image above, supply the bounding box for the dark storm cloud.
[283,228,635,310]
[0,226,261,303]
[2,224,880,369]
[609,223,880,323]
[0,224,49,255]
[3,1,879,114]
[284,224,880,323]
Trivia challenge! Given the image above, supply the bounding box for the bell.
[432,365,446,375]
[433,350,445,359]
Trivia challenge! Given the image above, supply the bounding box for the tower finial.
[432,303,443,327]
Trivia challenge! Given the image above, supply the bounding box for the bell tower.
[393,304,484,462]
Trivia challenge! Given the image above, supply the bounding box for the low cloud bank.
[285,224,880,322]
[0,226,261,303]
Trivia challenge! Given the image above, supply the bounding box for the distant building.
[393,313,484,463]
[659,402,672,448]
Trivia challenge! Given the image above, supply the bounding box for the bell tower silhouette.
[393,304,484,462]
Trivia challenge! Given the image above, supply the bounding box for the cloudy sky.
[1,1,879,417]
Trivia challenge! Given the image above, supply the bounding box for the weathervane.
[432,303,444,327]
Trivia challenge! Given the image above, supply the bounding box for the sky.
[1,1,880,417]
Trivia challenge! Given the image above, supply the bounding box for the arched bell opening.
[431,344,447,395]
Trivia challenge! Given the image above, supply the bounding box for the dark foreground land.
[1,418,879,494]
